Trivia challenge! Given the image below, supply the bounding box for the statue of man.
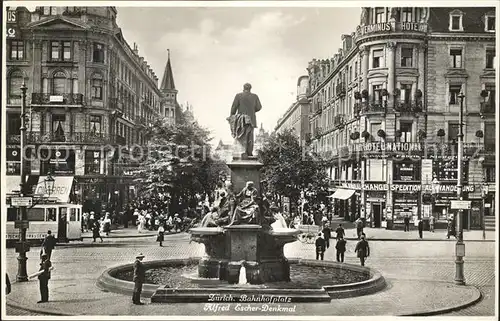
[228,83,262,158]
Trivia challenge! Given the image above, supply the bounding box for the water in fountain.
[238,265,248,284]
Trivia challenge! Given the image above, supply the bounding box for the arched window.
[8,70,24,99]
[52,71,66,95]
[91,73,103,100]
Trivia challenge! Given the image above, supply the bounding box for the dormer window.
[485,15,495,32]
[449,10,464,31]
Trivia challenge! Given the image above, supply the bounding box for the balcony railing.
[314,127,323,138]
[109,98,123,111]
[394,100,423,113]
[7,134,21,144]
[334,114,345,128]
[114,135,126,145]
[7,95,22,105]
[26,131,113,145]
[358,101,387,114]
[480,102,494,117]
[31,93,84,106]
[336,83,346,97]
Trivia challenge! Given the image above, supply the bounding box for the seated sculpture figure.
[228,181,260,225]
[200,209,220,228]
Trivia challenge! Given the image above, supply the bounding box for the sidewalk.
[81,226,173,239]
[341,227,496,242]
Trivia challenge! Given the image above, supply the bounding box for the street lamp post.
[455,92,466,285]
[16,81,29,282]
[482,178,489,240]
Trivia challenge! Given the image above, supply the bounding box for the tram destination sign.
[11,196,33,207]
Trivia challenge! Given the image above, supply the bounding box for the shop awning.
[328,188,356,200]
[4,176,21,195]
[33,176,74,203]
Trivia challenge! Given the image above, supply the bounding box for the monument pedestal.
[225,224,261,284]
[227,156,263,194]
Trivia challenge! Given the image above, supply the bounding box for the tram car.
[6,203,83,247]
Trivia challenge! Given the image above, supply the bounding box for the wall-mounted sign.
[340,182,475,193]
[7,10,17,23]
[351,142,423,153]
[356,22,428,38]
[6,27,18,38]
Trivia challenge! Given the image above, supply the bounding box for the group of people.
[315,222,370,266]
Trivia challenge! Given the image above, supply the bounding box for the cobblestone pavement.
[3,233,495,317]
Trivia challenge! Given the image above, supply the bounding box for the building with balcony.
[5,6,179,213]
[275,75,311,146]
[306,7,496,230]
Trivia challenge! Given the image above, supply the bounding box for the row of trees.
[132,109,228,214]
[258,128,331,213]
[133,109,329,216]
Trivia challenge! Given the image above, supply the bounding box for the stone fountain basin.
[97,258,386,303]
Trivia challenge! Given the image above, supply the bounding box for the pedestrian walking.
[88,211,95,231]
[322,223,332,249]
[335,223,345,240]
[404,215,410,232]
[37,253,52,303]
[132,253,146,305]
[92,221,103,243]
[429,215,435,232]
[157,225,165,247]
[335,237,347,263]
[315,233,326,260]
[102,213,112,236]
[6,273,11,295]
[447,218,456,239]
[354,235,370,266]
[418,218,424,239]
[41,230,57,260]
[355,218,364,239]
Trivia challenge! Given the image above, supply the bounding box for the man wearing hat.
[37,253,52,303]
[41,230,57,260]
[354,235,370,266]
[132,253,146,305]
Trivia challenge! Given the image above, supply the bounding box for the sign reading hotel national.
[340,182,475,193]
[350,142,423,153]
[356,22,428,38]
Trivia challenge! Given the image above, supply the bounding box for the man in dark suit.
[315,233,326,260]
[41,230,57,260]
[37,254,52,303]
[132,253,146,305]
[355,235,370,266]
[228,83,262,157]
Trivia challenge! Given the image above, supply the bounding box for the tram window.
[7,208,18,221]
[27,208,45,221]
[70,208,77,221]
[47,208,57,221]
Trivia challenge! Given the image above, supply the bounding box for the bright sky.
[115,5,361,143]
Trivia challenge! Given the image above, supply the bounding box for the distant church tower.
[160,49,179,124]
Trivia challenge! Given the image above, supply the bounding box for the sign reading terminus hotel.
[356,22,428,38]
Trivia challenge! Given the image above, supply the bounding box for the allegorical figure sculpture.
[227,83,262,158]
[229,181,260,225]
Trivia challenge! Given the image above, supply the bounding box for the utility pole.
[16,81,30,282]
[455,92,466,285]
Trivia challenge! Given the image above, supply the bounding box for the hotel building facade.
[5,6,179,213]
[306,7,496,229]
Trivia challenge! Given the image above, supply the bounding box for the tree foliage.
[257,128,330,207]
[133,109,228,212]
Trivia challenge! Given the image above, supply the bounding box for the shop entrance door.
[373,204,382,228]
